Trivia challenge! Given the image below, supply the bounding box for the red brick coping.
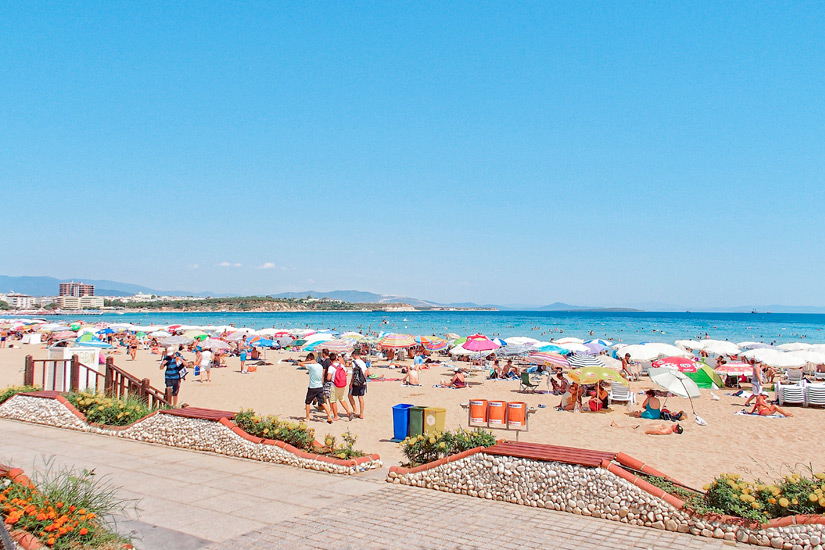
[387,439,825,530]
[7,392,380,469]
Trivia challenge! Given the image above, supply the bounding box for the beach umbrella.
[526,352,569,368]
[490,338,507,347]
[675,340,705,352]
[715,362,752,375]
[341,331,364,340]
[160,335,193,346]
[149,330,171,338]
[567,354,606,369]
[554,337,584,345]
[380,333,416,348]
[555,342,590,354]
[444,333,461,340]
[699,340,740,356]
[97,328,114,335]
[777,343,813,352]
[537,344,572,355]
[741,349,804,368]
[449,345,476,357]
[75,333,113,348]
[648,367,701,414]
[568,366,627,386]
[416,336,449,351]
[54,331,75,339]
[461,334,500,352]
[248,337,275,348]
[585,339,613,347]
[583,342,608,355]
[652,356,700,373]
[317,339,355,353]
[495,343,535,357]
[199,338,231,351]
[738,342,772,350]
[182,329,209,341]
[505,337,540,346]
[620,343,691,361]
[785,351,825,365]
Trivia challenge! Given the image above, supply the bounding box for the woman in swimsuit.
[749,394,793,417]
[632,390,661,419]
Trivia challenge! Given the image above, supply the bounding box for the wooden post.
[140,378,151,404]
[164,386,173,406]
[24,355,34,386]
[69,355,80,393]
[104,357,114,397]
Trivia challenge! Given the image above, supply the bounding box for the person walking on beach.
[348,349,369,419]
[160,348,185,407]
[300,353,333,423]
[329,354,354,420]
[239,335,249,374]
[128,336,138,361]
[197,346,213,382]
[744,359,763,406]
[0,328,7,348]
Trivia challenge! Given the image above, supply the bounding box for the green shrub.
[65,392,153,426]
[318,430,366,459]
[400,428,497,467]
[0,384,41,404]
[234,409,317,452]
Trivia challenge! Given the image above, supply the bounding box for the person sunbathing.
[610,421,684,435]
[749,393,793,417]
[402,363,420,386]
[631,390,661,419]
[550,370,569,395]
[448,369,467,388]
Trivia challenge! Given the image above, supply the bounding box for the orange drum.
[487,400,507,428]
[507,401,527,430]
[469,399,488,427]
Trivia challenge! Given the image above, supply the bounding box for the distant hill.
[269,290,439,307]
[537,302,642,312]
[0,275,218,298]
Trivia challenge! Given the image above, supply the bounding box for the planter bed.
[388,441,825,548]
[0,392,381,475]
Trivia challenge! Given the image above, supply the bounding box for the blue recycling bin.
[392,403,414,441]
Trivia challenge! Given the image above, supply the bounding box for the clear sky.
[2,2,824,308]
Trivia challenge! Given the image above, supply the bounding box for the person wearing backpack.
[328,354,354,421]
[348,349,370,419]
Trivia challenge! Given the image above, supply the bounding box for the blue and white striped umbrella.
[567,354,606,369]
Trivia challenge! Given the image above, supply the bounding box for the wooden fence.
[24,355,171,408]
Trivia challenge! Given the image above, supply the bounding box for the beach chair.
[805,384,825,407]
[608,384,634,406]
[778,384,805,407]
[785,369,804,384]
[519,372,540,393]
[816,371,825,382]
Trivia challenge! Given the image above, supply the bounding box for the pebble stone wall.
[388,452,825,549]
[0,394,382,475]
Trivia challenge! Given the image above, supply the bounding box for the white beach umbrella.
[505,337,540,345]
[784,351,825,365]
[553,337,584,344]
[199,338,232,351]
[741,349,805,368]
[738,342,772,350]
[620,343,691,361]
[555,342,590,354]
[449,345,475,356]
[149,330,171,338]
[675,340,704,351]
[777,343,813,352]
[699,340,740,356]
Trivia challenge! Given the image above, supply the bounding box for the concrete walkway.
[1,419,735,550]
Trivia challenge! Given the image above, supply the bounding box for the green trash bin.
[424,407,447,434]
[408,405,427,437]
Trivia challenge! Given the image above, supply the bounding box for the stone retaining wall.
[388,452,825,549]
[0,394,381,475]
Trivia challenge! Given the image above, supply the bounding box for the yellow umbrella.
[569,366,628,386]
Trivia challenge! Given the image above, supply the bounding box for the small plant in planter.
[400,428,497,467]
[65,392,156,427]
[234,409,317,451]
[0,385,41,404]
[319,430,366,460]
[1,459,135,549]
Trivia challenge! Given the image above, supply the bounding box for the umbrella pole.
[679,380,697,416]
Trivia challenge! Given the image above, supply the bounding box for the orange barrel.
[469,399,488,427]
[507,401,527,430]
[487,400,507,428]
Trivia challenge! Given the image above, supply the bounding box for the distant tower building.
[59,281,95,297]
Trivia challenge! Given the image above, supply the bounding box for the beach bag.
[194,365,200,376]
[351,363,366,387]
[588,399,603,412]
[247,365,257,372]
[660,408,672,421]
[180,366,188,380]
[333,365,347,388]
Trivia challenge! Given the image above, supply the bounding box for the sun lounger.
[778,383,805,406]
[805,384,825,407]
[608,385,634,406]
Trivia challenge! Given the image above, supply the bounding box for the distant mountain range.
[2,275,825,313]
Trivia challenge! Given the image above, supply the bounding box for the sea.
[5,311,825,345]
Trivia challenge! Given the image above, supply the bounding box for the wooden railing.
[24,355,171,408]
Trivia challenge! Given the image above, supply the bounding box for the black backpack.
[351,361,366,387]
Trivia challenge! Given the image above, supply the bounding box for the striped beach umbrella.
[380,333,416,348]
[526,352,570,368]
[318,339,355,353]
[567,354,606,369]
[417,336,449,351]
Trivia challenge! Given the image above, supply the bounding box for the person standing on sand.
[300,353,333,424]
[744,359,763,406]
[348,349,369,419]
[160,348,184,407]
[0,328,7,348]
[199,346,213,382]
[239,335,249,374]
[329,354,354,420]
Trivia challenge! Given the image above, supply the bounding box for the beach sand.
[2,343,822,488]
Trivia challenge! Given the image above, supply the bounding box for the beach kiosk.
[46,346,101,392]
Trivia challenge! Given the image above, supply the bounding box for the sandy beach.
[2,342,823,488]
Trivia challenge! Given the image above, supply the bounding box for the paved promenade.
[2,419,735,550]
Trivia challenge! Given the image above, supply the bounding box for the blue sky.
[2,2,824,308]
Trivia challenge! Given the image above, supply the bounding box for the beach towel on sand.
[735,410,785,418]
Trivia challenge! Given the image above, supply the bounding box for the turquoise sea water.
[6,311,825,345]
